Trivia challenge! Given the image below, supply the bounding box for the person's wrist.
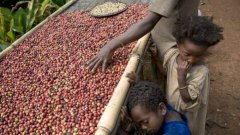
[103,42,115,52]
[179,85,188,90]
[107,42,119,51]
[111,38,126,49]
[178,75,186,83]
[178,73,186,79]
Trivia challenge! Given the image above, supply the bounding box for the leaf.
[39,0,50,16]
[26,0,39,31]
[0,27,5,40]
[0,17,7,40]
[6,30,15,42]
[13,7,27,33]
[0,42,9,52]
[6,19,16,42]
[12,15,24,35]
[51,0,68,7]
[0,14,10,42]
[0,7,12,22]
[49,0,60,9]
[0,39,10,46]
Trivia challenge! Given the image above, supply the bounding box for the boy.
[118,81,191,135]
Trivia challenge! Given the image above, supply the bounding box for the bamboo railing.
[95,33,150,135]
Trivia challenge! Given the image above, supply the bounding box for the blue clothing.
[155,104,191,135]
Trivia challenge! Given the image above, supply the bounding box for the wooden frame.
[95,33,150,135]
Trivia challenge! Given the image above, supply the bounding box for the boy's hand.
[177,61,192,79]
[126,72,138,84]
[177,60,193,103]
[86,44,114,73]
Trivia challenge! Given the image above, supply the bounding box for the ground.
[69,0,240,134]
[199,0,240,135]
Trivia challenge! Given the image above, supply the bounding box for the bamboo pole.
[95,33,150,135]
[0,0,77,59]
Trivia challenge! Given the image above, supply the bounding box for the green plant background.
[0,0,69,52]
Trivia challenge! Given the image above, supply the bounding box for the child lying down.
[117,73,191,135]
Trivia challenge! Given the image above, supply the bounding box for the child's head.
[174,16,223,64]
[127,81,167,133]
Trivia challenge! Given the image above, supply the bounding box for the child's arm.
[177,61,209,105]
[126,72,138,84]
[177,61,193,103]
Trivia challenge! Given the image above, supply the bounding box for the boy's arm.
[86,11,162,73]
[177,62,209,104]
[178,75,192,103]
[177,61,193,102]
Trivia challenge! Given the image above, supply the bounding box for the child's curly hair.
[174,16,223,47]
[127,81,167,114]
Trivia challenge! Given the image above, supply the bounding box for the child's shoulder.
[191,63,209,74]
[163,47,179,66]
[160,121,191,135]
[188,63,209,80]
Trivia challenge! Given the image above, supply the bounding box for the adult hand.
[86,44,114,73]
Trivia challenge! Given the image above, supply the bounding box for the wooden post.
[95,33,150,135]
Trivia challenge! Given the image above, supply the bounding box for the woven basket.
[90,2,128,17]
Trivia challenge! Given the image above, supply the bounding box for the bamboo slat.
[95,33,150,135]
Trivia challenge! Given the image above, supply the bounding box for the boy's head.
[174,16,223,64]
[127,81,167,133]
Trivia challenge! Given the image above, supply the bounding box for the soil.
[199,0,240,134]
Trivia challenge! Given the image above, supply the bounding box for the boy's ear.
[157,102,167,116]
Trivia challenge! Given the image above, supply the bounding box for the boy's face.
[177,40,209,64]
[130,103,167,133]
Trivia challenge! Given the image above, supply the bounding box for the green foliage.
[0,0,69,52]
[51,0,69,7]
[0,43,9,51]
